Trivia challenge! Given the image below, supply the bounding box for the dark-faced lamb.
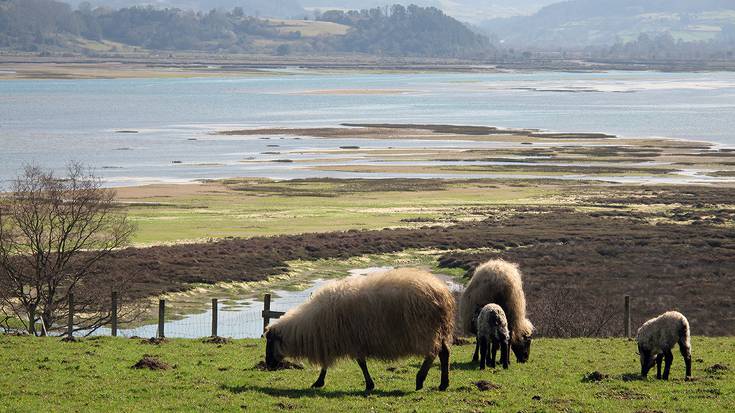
[476,303,510,370]
[264,268,455,392]
[460,259,534,364]
[636,310,692,380]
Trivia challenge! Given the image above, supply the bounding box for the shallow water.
[2,70,735,187]
[94,267,463,339]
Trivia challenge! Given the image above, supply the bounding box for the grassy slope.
[1,336,732,412]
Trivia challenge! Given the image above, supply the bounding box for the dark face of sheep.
[638,344,655,377]
[511,335,532,363]
[265,330,285,370]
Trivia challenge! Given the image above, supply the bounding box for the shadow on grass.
[621,372,644,382]
[221,384,410,399]
[451,361,486,371]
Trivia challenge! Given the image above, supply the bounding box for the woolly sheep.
[264,268,455,391]
[476,303,510,370]
[460,259,534,363]
[636,311,692,380]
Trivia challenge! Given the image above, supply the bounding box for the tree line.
[318,5,492,58]
[0,0,494,57]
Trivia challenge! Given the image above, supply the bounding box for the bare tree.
[0,163,137,336]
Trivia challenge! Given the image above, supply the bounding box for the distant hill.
[0,0,492,58]
[67,1,561,22]
[64,0,307,19]
[481,0,735,49]
[318,4,492,57]
[304,1,558,21]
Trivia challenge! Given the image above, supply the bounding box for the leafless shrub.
[529,288,621,338]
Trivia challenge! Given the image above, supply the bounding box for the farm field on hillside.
[0,336,732,412]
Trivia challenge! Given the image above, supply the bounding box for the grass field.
[118,179,553,244]
[0,336,732,412]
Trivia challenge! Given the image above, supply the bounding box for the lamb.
[264,268,455,392]
[476,303,510,370]
[460,259,534,364]
[636,311,692,380]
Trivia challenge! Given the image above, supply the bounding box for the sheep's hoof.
[311,381,325,389]
[438,383,449,391]
[415,382,424,391]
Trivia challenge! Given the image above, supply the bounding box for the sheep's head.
[511,334,532,363]
[638,344,655,378]
[512,319,534,363]
[265,328,285,370]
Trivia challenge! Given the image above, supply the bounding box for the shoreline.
[2,56,735,80]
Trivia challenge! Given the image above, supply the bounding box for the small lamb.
[636,311,692,380]
[476,303,510,370]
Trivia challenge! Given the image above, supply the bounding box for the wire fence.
[87,293,308,339]
[5,281,636,340]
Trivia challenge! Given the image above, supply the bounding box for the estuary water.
[94,267,463,339]
[1,70,735,186]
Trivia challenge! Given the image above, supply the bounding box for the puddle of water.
[95,267,463,339]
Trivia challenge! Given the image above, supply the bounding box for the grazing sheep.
[476,303,510,370]
[264,268,455,391]
[460,259,534,363]
[636,311,692,380]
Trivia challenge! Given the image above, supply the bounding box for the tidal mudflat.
[221,123,735,184]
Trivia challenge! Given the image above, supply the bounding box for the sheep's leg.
[500,339,509,369]
[472,340,479,363]
[656,353,664,379]
[662,350,674,380]
[679,340,692,378]
[479,336,488,370]
[357,359,375,392]
[311,368,327,388]
[415,355,435,391]
[489,340,498,368]
[508,326,514,365]
[439,341,450,391]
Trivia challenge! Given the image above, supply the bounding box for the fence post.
[111,291,118,337]
[211,298,218,337]
[157,299,165,338]
[624,295,631,338]
[263,293,271,333]
[67,293,74,338]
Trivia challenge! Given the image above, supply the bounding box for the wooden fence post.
[624,295,631,338]
[67,293,74,338]
[157,299,165,338]
[263,294,271,334]
[111,291,118,337]
[211,298,218,337]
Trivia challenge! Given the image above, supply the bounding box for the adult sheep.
[637,311,692,380]
[264,268,455,392]
[460,259,534,363]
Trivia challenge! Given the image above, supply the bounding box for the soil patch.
[202,336,232,344]
[140,337,166,345]
[132,356,171,370]
[582,371,608,382]
[475,380,500,391]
